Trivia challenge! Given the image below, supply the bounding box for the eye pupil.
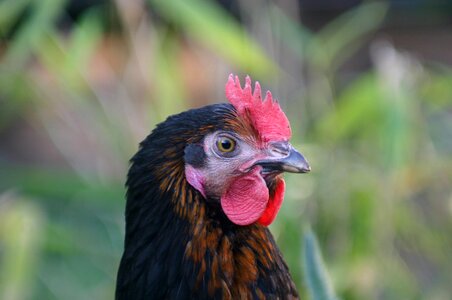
[216,136,236,153]
[221,139,232,150]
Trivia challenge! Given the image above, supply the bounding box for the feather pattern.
[116,104,299,299]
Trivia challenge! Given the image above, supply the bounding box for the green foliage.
[1,0,451,299]
[303,230,338,300]
[0,196,44,300]
[307,2,388,72]
[1,0,66,67]
[150,0,277,76]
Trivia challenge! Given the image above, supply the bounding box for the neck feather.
[117,103,298,298]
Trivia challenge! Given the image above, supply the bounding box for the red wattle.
[221,169,286,227]
[220,169,269,226]
[257,179,285,226]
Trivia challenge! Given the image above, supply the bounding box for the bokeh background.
[1,0,451,299]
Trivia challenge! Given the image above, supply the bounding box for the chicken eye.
[216,136,236,153]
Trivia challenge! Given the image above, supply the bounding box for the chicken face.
[184,75,310,226]
[185,130,309,226]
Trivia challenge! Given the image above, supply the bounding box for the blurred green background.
[1,0,451,299]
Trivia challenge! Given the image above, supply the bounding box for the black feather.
[115,103,299,299]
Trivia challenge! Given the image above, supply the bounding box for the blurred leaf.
[0,166,124,209]
[0,0,31,36]
[308,1,389,71]
[36,9,103,92]
[0,72,33,130]
[317,72,384,141]
[68,9,103,72]
[380,89,413,169]
[0,195,45,300]
[420,73,452,109]
[269,5,314,58]
[2,0,67,67]
[349,188,376,256]
[371,42,420,169]
[152,30,187,122]
[428,110,452,155]
[303,229,338,300]
[149,0,277,76]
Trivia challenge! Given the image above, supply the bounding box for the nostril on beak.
[255,146,311,174]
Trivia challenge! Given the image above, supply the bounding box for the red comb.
[225,74,291,142]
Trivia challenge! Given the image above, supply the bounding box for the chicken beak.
[256,144,311,174]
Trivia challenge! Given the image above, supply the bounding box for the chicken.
[116,75,310,299]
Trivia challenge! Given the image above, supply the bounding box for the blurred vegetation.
[303,229,339,300]
[1,0,451,299]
